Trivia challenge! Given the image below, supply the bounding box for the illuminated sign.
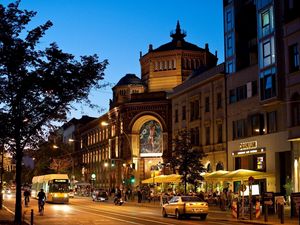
[54,179,68,183]
[239,141,257,150]
[232,148,265,156]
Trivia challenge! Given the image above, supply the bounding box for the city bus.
[31,174,70,203]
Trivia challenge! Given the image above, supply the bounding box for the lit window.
[263,41,271,66]
[261,10,270,36]
[256,156,264,170]
[260,68,276,100]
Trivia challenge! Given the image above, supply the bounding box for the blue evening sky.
[3,0,224,120]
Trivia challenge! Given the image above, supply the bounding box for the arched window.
[216,162,224,171]
[207,163,212,172]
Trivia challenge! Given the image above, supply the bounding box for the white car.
[162,196,208,220]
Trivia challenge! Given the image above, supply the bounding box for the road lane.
[2,196,248,225]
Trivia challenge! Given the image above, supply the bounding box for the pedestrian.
[137,190,142,203]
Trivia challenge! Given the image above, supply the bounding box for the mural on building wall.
[139,120,162,157]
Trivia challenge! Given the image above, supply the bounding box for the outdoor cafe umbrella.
[222,169,271,181]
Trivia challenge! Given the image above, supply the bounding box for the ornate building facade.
[169,64,226,173]
[69,22,218,189]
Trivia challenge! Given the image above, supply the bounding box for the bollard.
[280,204,284,224]
[31,209,34,225]
[237,201,239,219]
[264,205,268,222]
[250,201,252,220]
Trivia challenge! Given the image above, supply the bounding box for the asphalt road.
[3,194,250,225]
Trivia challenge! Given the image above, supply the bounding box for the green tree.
[164,130,206,194]
[0,1,108,223]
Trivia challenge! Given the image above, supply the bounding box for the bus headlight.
[54,193,58,197]
[64,194,68,198]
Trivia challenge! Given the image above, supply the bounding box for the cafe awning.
[204,169,273,182]
[141,174,181,184]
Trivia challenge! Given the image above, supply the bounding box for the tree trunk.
[184,178,187,195]
[14,143,23,224]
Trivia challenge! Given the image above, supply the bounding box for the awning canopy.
[204,169,273,182]
[141,174,181,184]
[141,169,273,184]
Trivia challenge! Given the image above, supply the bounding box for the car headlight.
[7,190,11,194]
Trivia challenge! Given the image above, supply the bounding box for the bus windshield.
[49,180,69,193]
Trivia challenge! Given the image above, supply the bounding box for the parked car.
[92,189,108,202]
[162,196,208,220]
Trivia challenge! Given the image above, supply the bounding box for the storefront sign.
[239,141,257,150]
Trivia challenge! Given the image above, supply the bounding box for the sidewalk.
[0,206,30,225]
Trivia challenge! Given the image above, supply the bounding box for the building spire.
[170,20,186,41]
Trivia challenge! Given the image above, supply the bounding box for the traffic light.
[130,175,135,183]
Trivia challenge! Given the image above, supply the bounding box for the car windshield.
[181,196,203,202]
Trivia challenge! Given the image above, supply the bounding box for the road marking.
[74,205,175,225]
[72,208,143,224]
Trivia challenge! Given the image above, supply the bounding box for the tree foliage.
[0,1,108,223]
[164,130,206,194]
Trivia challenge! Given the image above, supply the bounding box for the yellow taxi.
[162,196,208,220]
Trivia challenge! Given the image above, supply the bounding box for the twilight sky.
[3,0,224,120]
